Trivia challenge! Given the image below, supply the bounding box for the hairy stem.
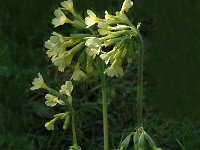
[136,32,144,127]
[100,60,109,150]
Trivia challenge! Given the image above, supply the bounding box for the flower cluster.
[46,0,98,81]
[31,0,140,135]
[52,0,86,29]
[45,32,86,73]
[84,0,140,77]
[30,73,73,130]
[44,0,140,78]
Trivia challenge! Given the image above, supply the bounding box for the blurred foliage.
[0,0,200,150]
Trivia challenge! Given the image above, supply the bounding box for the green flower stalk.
[100,59,109,150]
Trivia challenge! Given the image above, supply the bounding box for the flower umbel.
[59,81,73,96]
[30,73,47,90]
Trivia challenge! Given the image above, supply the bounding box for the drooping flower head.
[50,41,85,72]
[30,73,48,90]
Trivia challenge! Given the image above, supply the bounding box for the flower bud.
[71,64,87,81]
[45,118,57,131]
[86,55,93,73]
[63,114,70,130]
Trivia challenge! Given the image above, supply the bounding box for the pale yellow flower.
[45,118,57,131]
[61,0,75,14]
[30,73,47,90]
[85,10,101,28]
[59,81,73,96]
[45,32,69,58]
[120,0,133,13]
[105,11,114,20]
[51,42,85,72]
[52,51,73,72]
[104,11,119,24]
[52,9,72,27]
[45,94,65,107]
[100,53,112,65]
[85,37,102,58]
[46,49,57,58]
[45,40,57,58]
[100,47,118,64]
[110,24,130,31]
[104,59,124,77]
[97,22,110,35]
[71,65,87,81]
[50,32,69,52]
[50,32,69,45]
[137,22,141,30]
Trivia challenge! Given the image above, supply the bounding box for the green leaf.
[119,132,134,150]
[138,132,145,149]
[144,132,156,148]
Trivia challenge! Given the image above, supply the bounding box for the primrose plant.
[30,0,163,150]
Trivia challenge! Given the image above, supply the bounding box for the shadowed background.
[0,0,200,149]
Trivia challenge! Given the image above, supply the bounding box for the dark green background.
[0,0,199,149]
